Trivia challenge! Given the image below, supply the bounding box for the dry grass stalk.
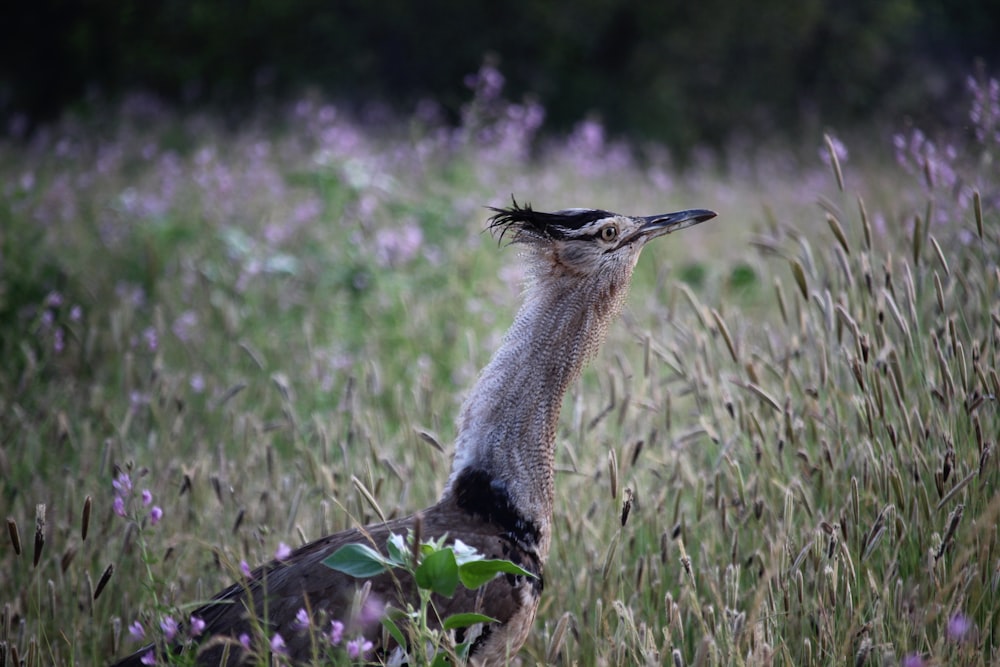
[857,196,872,251]
[33,504,45,568]
[826,213,850,256]
[93,564,114,601]
[973,190,984,240]
[823,134,845,192]
[790,260,809,301]
[608,448,618,500]
[351,475,386,523]
[710,309,738,364]
[546,611,573,664]
[6,518,20,556]
[935,503,964,560]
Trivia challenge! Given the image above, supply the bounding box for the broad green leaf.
[442,612,496,630]
[414,548,459,596]
[322,543,395,578]
[430,652,452,667]
[458,559,535,589]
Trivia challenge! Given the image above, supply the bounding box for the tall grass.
[1,71,998,666]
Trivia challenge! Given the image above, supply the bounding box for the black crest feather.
[488,197,614,242]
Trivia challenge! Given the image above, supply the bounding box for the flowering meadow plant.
[1,66,998,665]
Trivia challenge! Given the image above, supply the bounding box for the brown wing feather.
[114,498,541,666]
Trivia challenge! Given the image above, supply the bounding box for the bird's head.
[488,200,717,285]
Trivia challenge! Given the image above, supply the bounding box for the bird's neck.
[443,267,625,561]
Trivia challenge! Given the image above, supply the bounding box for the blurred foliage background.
[2,0,998,151]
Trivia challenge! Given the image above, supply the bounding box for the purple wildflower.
[70,305,82,322]
[328,620,344,646]
[171,311,198,343]
[160,616,178,642]
[141,489,153,506]
[113,472,133,496]
[902,654,925,667]
[142,327,158,352]
[149,506,163,526]
[270,633,287,656]
[189,615,206,637]
[140,650,156,665]
[240,560,252,578]
[275,542,292,561]
[189,373,206,393]
[113,496,126,517]
[346,637,373,659]
[293,608,310,630]
[129,390,148,412]
[53,328,65,353]
[359,595,385,624]
[238,633,252,650]
[373,223,423,268]
[128,620,145,641]
[947,612,972,641]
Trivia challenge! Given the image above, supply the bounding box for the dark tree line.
[2,0,997,147]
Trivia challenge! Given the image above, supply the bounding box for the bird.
[112,200,716,666]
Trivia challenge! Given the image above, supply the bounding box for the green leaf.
[414,548,459,596]
[442,612,496,630]
[381,614,407,649]
[430,653,452,667]
[322,543,395,578]
[386,532,408,566]
[457,559,535,589]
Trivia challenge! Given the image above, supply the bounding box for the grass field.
[2,74,999,666]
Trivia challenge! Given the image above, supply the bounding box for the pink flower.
[142,327,158,352]
[328,620,344,646]
[160,616,178,641]
[346,637,373,659]
[947,612,972,641]
[113,472,133,496]
[275,542,292,561]
[141,489,153,506]
[128,620,145,640]
[189,615,205,637]
[270,633,287,656]
[360,595,384,624]
[149,506,163,525]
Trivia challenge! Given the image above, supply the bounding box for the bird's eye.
[601,225,618,242]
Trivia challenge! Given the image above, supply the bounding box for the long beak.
[638,209,717,240]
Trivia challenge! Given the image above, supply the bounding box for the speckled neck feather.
[443,237,636,560]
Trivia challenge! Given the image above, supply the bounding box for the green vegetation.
[1,74,998,666]
[3,1,999,149]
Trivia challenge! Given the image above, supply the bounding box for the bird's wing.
[184,505,541,664]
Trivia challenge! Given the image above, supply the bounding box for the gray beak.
[638,209,717,240]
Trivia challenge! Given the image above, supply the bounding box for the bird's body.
[113,202,715,666]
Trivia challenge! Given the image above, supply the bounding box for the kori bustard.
[113,201,716,666]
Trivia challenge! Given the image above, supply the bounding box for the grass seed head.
[33,504,46,568]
